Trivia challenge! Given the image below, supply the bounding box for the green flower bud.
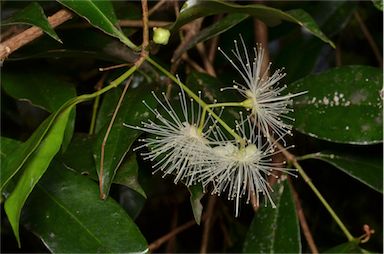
[153,27,171,45]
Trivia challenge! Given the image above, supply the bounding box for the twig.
[165,206,179,253]
[208,35,219,64]
[99,78,132,199]
[354,11,382,67]
[200,195,217,253]
[119,20,171,28]
[148,219,197,251]
[254,18,270,81]
[148,0,167,16]
[141,0,149,57]
[99,63,130,72]
[181,53,206,73]
[0,9,73,61]
[275,142,354,241]
[289,179,319,254]
[172,18,204,62]
[89,74,107,135]
[196,43,216,76]
[253,16,273,209]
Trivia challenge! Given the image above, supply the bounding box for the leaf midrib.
[37,184,108,252]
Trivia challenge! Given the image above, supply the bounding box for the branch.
[148,219,197,251]
[289,179,319,254]
[354,11,382,67]
[0,9,73,61]
[99,78,131,199]
[200,195,217,253]
[141,0,149,57]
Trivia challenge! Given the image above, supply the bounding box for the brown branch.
[254,18,270,81]
[289,179,319,254]
[99,78,131,199]
[354,11,382,67]
[208,35,219,64]
[335,39,342,67]
[196,43,216,76]
[141,0,149,57]
[181,53,207,73]
[0,9,73,61]
[119,20,171,28]
[148,0,167,16]
[200,195,217,254]
[165,206,179,253]
[148,219,197,252]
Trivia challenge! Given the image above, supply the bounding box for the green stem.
[89,95,101,135]
[296,153,321,161]
[57,66,137,116]
[146,56,243,143]
[293,160,355,241]
[207,102,246,108]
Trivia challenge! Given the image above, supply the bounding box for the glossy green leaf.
[0,137,22,195]
[93,80,156,199]
[1,114,56,191]
[302,151,382,193]
[172,0,334,47]
[2,70,76,112]
[57,0,138,50]
[4,106,73,246]
[0,137,22,158]
[275,1,356,83]
[172,13,249,61]
[2,69,77,152]
[2,2,61,42]
[24,161,148,253]
[114,153,146,198]
[62,134,145,197]
[288,65,383,144]
[323,240,365,253]
[372,0,383,11]
[243,180,301,253]
[188,184,204,225]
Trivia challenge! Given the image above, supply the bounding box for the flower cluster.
[125,38,304,216]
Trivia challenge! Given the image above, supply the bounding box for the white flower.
[195,113,296,217]
[218,36,306,144]
[124,89,212,186]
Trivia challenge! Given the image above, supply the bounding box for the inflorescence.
[125,37,305,217]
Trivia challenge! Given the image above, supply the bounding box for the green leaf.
[188,184,204,225]
[57,0,138,50]
[4,106,73,246]
[302,151,382,193]
[93,80,156,199]
[2,70,76,112]
[24,161,148,253]
[372,0,383,11]
[275,1,356,83]
[62,134,146,197]
[323,240,365,253]
[0,137,22,161]
[288,65,383,144]
[171,0,334,47]
[114,153,146,198]
[242,180,301,253]
[172,13,249,61]
[1,114,56,191]
[0,137,22,196]
[2,2,61,42]
[2,69,77,152]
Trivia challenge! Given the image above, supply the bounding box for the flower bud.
[153,27,170,45]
